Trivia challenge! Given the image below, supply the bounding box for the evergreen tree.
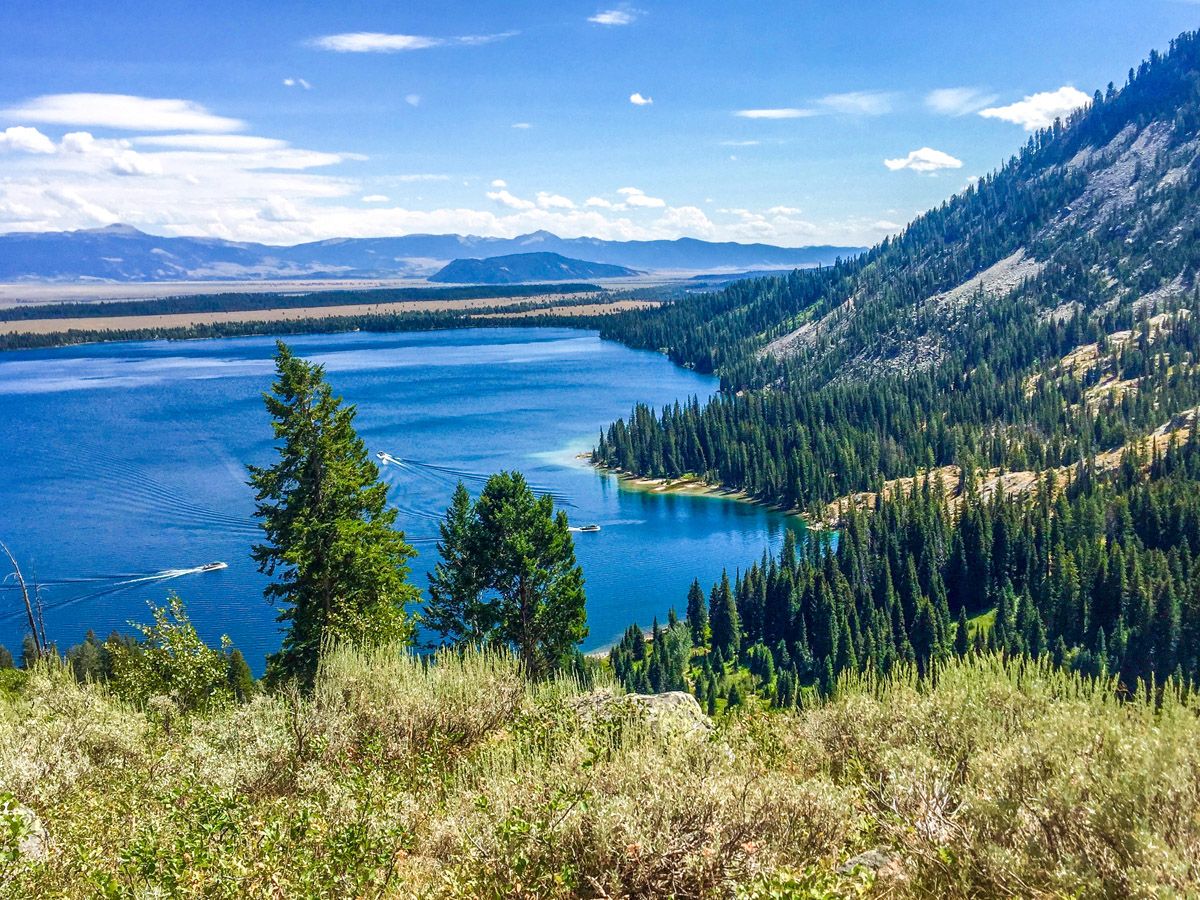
[226,649,256,702]
[727,682,744,709]
[709,570,741,660]
[685,578,709,646]
[20,634,37,669]
[429,471,588,679]
[67,630,105,682]
[954,606,970,656]
[248,342,419,687]
[426,482,488,644]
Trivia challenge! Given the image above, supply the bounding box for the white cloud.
[873,220,902,231]
[109,149,163,177]
[656,205,714,237]
[283,77,312,90]
[884,147,964,173]
[56,131,164,176]
[536,191,575,209]
[0,126,56,154]
[589,7,640,25]
[818,91,894,116]
[382,174,449,183]
[979,86,1091,131]
[456,32,518,46]
[313,33,436,52]
[405,94,421,107]
[45,187,116,225]
[618,186,666,208]
[0,92,905,246]
[511,122,532,129]
[490,179,507,188]
[59,131,97,154]
[133,134,288,152]
[734,108,815,119]
[2,93,244,132]
[629,92,653,106]
[721,139,761,146]
[311,31,516,53]
[261,195,302,222]
[486,188,536,210]
[926,87,997,116]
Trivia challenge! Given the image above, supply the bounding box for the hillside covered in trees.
[596,31,1200,703]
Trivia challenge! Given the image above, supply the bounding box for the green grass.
[3,649,1199,897]
[968,607,997,636]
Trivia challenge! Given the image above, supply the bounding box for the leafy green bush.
[108,595,234,715]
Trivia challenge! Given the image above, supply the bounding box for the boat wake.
[0,562,228,622]
[376,450,578,507]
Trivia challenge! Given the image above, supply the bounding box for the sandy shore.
[583,456,817,522]
[0,293,619,335]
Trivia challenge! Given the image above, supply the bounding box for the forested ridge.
[600,31,1200,700]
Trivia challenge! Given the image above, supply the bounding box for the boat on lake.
[198,562,228,573]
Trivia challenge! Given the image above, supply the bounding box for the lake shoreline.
[580,454,829,527]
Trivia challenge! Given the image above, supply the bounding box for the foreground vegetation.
[4,648,1200,898]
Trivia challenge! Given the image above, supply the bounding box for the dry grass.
[2,649,1199,897]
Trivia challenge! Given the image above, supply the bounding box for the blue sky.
[0,0,1197,246]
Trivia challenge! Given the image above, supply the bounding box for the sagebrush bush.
[2,649,1199,897]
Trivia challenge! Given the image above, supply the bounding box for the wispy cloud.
[979,86,1091,131]
[818,91,894,116]
[884,147,963,173]
[133,134,286,152]
[361,194,389,203]
[385,174,451,183]
[734,91,892,121]
[405,94,421,107]
[589,6,641,25]
[2,93,244,132]
[311,31,517,53]
[283,77,312,90]
[720,139,761,146]
[926,87,997,116]
[734,108,815,119]
[511,122,532,129]
[629,92,653,106]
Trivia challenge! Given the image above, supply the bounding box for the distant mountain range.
[430,252,638,284]
[0,224,860,283]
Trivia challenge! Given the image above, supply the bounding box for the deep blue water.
[0,327,802,669]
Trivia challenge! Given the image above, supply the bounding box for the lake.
[0,327,803,668]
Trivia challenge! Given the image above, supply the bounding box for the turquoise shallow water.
[0,327,803,669]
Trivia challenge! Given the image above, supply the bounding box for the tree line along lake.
[0,326,806,669]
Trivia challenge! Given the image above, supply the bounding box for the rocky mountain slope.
[593,30,1200,513]
[597,31,1200,390]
